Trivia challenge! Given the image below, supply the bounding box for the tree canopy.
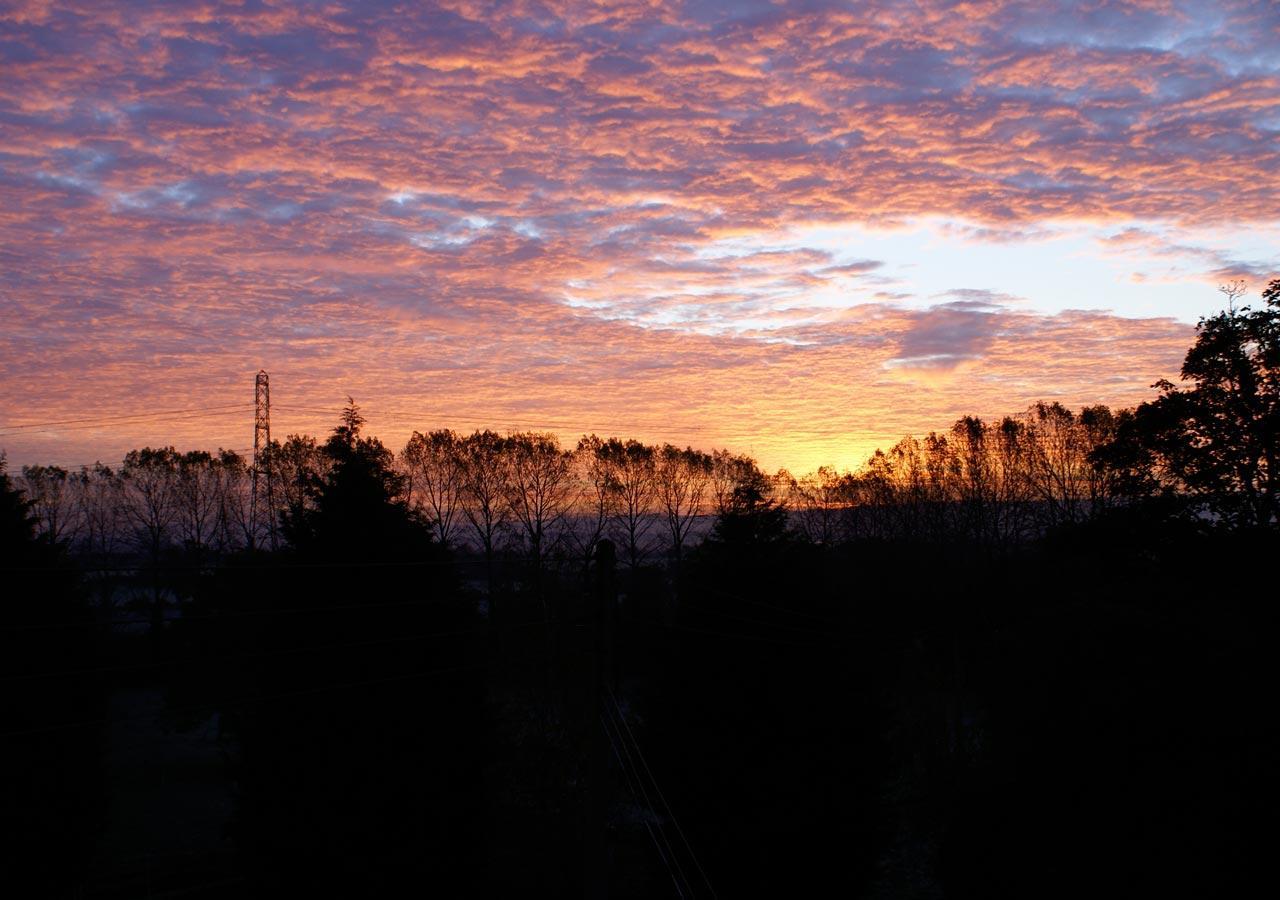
[1094,279,1280,527]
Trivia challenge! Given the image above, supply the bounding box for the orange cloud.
[0,0,1273,473]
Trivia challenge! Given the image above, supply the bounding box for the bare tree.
[785,465,849,545]
[1220,278,1247,314]
[174,450,227,552]
[1022,402,1093,529]
[946,417,995,546]
[841,403,1123,548]
[20,465,77,545]
[566,435,615,571]
[850,449,897,541]
[122,447,181,562]
[121,447,182,630]
[1077,405,1118,516]
[73,463,124,560]
[458,429,510,586]
[502,431,574,567]
[654,444,712,561]
[264,434,328,545]
[992,416,1033,547]
[711,449,761,516]
[212,450,252,553]
[596,437,656,568]
[402,429,465,547]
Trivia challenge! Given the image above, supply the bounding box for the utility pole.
[586,538,616,900]
[250,369,276,550]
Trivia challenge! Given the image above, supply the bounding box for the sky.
[1,0,1278,474]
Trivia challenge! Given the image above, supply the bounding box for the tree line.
[16,278,1278,571]
[7,406,1121,566]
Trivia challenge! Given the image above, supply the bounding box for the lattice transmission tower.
[251,369,277,549]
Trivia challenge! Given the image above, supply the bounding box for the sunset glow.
[3,0,1277,472]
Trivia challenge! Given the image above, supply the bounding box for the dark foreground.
[4,505,1275,899]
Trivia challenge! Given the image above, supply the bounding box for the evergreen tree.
[0,457,103,892]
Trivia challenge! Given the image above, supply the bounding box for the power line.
[0,406,253,437]
[270,405,347,415]
[0,416,250,439]
[608,686,718,900]
[606,697,696,897]
[0,403,252,431]
[600,708,689,898]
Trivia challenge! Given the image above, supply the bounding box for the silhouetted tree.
[568,435,614,571]
[1095,281,1279,526]
[654,444,712,561]
[261,433,326,542]
[280,400,423,559]
[458,429,510,591]
[121,447,181,562]
[784,464,853,545]
[401,428,465,547]
[120,446,183,634]
[709,466,789,548]
[19,464,77,545]
[648,455,881,897]
[209,448,252,552]
[709,448,760,516]
[185,403,480,893]
[501,431,573,569]
[173,449,243,554]
[595,437,656,568]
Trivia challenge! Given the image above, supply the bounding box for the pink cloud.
[1,0,1272,471]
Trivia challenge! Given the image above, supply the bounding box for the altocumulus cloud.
[1,0,1275,470]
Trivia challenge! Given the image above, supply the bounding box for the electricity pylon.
[250,369,277,550]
